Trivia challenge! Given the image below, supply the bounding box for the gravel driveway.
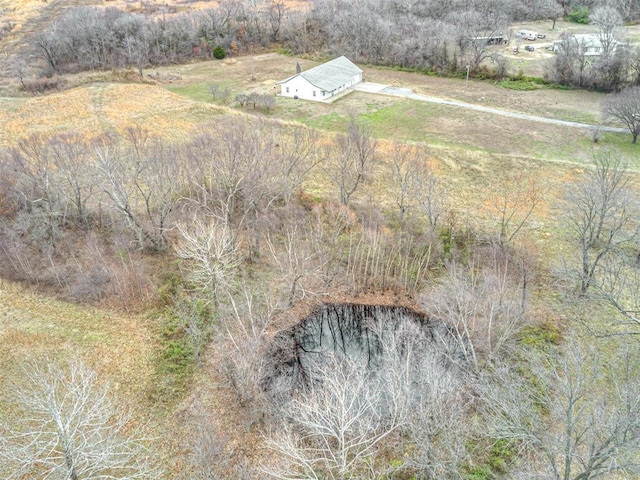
[354,83,627,133]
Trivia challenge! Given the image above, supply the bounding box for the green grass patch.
[519,321,562,350]
[464,464,492,480]
[487,439,516,473]
[146,310,195,407]
[362,100,439,140]
[497,79,539,91]
[373,64,441,77]
[303,111,349,131]
[548,109,599,124]
[166,82,214,102]
[166,82,235,104]
[595,131,640,168]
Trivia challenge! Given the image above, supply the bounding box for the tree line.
[25,0,640,91]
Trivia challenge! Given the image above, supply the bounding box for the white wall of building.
[280,76,319,100]
[279,72,363,102]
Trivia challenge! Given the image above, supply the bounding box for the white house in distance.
[553,33,624,56]
[277,56,363,101]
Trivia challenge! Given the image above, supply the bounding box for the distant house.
[553,33,624,56]
[277,56,363,101]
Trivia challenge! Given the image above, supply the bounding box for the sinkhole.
[261,303,467,398]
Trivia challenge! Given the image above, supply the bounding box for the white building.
[553,33,624,56]
[277,56,363,102]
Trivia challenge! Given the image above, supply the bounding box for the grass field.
[0,279,158,411]
[0,82,229,145]
[151,53,638,169]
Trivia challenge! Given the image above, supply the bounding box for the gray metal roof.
[280,56,362,91]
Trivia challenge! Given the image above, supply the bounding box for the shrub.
[235,92,248,106]
[498,79,538,91]
[213,45,226,59]
[567,6,590,24]
[23,76,65,94]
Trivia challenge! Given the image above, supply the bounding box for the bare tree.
[547,31,592,88]
[408,155,447,230]
[247,92,260,109]
[424,256,528,369]
[210,83,231,104]
[564,152,638,294]
[216,285,274,413]
[259,93,276,113]
[49,133,96,227]
[591,6,629,91]
[602,86,640,144]
[266,219,329,307]
[387,142,430,227]
[591,6,624,59]
[95,129,181,251]
[175,216,241,306]
[185,397,229,480]
[273,124,323,204]
[594,252,640,335]
[326,115,377,205]
[7,134,64,251]
[264,355,403,480]
[373,316,473,478]
[0,357,160,480]
[34,22,67,73]
[185,119,319,222]
[537,0,564,29]
[185,118,294,259]
[268,0,287,41]
[448,8,509,71]
[486,171,542,246]
[235,93,248,107]
[209,83,222,100]
[484,342,640,480]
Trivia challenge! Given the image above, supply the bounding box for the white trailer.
[517,30,538,40]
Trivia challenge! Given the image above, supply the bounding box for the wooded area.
[14,0,640,91]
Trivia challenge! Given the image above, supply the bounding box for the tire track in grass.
[89,82,116,134]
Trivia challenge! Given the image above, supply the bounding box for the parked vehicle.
[537,33,546,39]
[524,45,535,52]
[517,30,538,40]
[472,35,509,45]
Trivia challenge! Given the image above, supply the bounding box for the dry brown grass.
[0,279,158,401]
[0,276,176,467]
[0,82,228,145]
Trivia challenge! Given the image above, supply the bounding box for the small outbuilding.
[277,56,363,101]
